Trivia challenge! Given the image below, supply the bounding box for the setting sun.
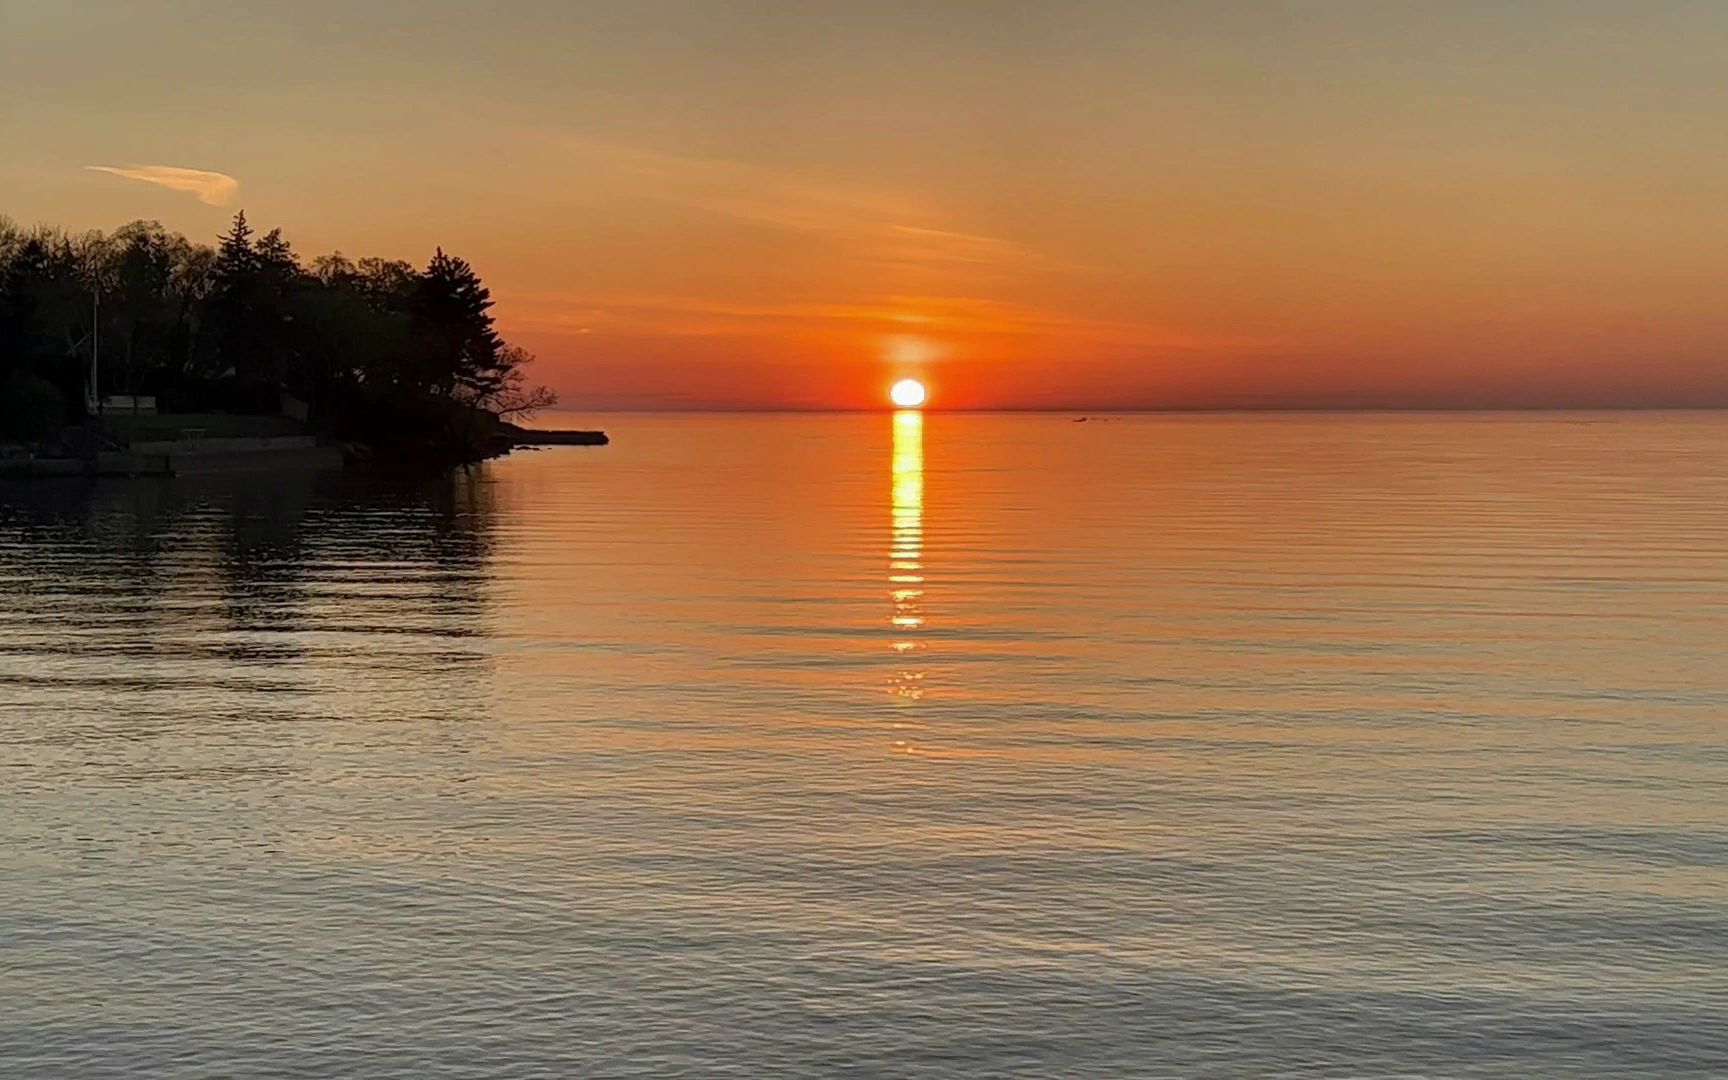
[890,379,928,408]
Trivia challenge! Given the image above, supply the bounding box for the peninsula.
[1,212,594,474]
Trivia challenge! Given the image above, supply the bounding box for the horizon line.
[539,404,1728,415]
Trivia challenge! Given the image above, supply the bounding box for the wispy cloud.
[505,290,1246,351]
[552,136,911,236]
[85,164,239,207]
[543,135,1073,273]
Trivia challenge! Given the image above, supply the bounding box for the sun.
[890,378,928,408]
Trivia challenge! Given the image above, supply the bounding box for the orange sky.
[6,2,1728,408]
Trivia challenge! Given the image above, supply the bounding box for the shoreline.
[496,422,608,448]
[1,413,608,481]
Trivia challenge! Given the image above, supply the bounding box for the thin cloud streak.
[505,291,1250,351]
[550,135,915,236]
[543,135,1069,271]
[85,164,239,206]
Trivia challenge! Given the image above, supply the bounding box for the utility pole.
[90,289,101,414]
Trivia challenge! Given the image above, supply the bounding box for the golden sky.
[6,1,1728,408]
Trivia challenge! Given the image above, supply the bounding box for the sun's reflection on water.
[889,409,925,701]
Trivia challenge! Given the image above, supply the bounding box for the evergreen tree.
[208,210,297,386]
[413,248,506,396]
[255,228,298,282]
[216,210,256,274]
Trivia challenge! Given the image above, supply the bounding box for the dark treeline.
[0,211,552,459]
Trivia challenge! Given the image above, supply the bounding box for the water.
[3,412,1726,1077]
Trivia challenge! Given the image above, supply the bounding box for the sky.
[4,0,1728,409]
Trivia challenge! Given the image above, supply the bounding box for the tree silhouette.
[414,248,507,398]
[0,211,555,449]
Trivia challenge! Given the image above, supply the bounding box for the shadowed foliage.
[0,212,554,456]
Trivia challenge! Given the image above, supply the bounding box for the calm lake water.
[3,412,1727,1078]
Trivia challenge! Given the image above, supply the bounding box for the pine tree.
[414,248,506,396]
[256,228,298,279]
[209,211,280,383]
[216,210,256,275]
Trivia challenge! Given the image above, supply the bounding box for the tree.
[0,215,24,267]
[295,260,411,402]
[102,221,178,396]
[0,231,88,418]
[256,227,295,274]
[310,252,356,286]
[207,211,305,388]
[252,227,304,388]
[165,242,218,380]
[467,344,556,417]
[206,211,259,378]
[1,211,559,456]
[413,248,505,396]
[216,210,256,275]
[355,257,419,311]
